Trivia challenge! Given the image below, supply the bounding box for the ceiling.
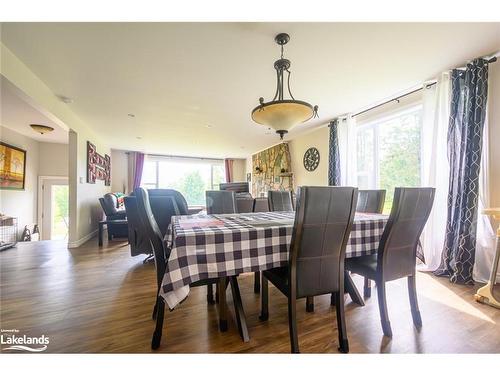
[1,22,499,157]
[1,76,69,143]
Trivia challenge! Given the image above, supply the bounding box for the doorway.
[38,176,69,241]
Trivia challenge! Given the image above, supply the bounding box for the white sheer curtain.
[337,115,358,187]
[419,73,451,271]
[473,108,499,282]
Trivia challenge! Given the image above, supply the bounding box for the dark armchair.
[99,193,128,239]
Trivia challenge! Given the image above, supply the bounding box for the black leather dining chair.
[355,189,386,297]
[236,197,254,213]
[260,186,358,353]
[206,190,237,214]
[134,187,219,349]
[356,190,386,214]
[268,190,294,211]
[346,187,435,337]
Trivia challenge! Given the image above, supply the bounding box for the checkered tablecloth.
[160,211,388,308]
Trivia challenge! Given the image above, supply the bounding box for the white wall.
[232,158,247,183]
[38,142,68,177]
[68,129,111,246]
[0,126,69,238]
[0,126,40,235]
[1,43,112,247]
[288,128,329,191]
[110,149,129,194]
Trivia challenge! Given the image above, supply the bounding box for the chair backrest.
[289,186,358,298]
[268,190,294,212]
[206,190,237,214]
[145,189,189,215]
[124,196,152,256]
[99,193,120,216]
[219,182,249,193]
[356,190,386,214]
[236,197,255,213]
[377,187,435,281]
[253,197,270,212]
[134,187,179,287]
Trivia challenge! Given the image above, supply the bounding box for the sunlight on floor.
[418,273,496,324]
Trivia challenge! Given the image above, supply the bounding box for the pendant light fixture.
[251,33,318,140]
[30,124,54,135]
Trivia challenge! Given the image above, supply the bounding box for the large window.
[141,156,225,206]
[356,105,422,213]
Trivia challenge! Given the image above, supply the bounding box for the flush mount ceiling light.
[251,33,318,140]
[30,124,54,135]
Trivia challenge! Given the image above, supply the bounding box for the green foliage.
[54,185,69,220]
[378,115,421,213]
[171,170,206,206]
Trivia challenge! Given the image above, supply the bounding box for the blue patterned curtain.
[328,119,341,186]
[434,59,489,284]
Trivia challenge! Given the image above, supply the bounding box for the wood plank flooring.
[1,239,499,353]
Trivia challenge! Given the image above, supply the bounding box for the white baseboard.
[68,229,98,248]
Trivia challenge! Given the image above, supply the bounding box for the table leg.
[344,271,365,306]
[98,223,104,247]
[229,276,250,342]
[218,277,228,331]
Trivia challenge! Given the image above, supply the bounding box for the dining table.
[160,210,388,342]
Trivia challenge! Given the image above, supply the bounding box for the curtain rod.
[352,56,497,119]
[125,151,224,162]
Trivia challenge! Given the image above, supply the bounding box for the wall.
[110,149,129,193]
[0,126,40,236]
[251,143,293,197]
[288,127,330,190]
[69,129,111,247]
[1,43,112,247]
[231,158,247,183]
[38,142,68,176]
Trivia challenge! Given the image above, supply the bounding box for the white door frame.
[37,175,69,240]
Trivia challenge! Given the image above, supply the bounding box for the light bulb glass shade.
[30,124,54,134]
[251,100,314,132]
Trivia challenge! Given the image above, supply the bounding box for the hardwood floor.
[1,239,499,353]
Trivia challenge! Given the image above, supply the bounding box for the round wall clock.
[303,147,320,172]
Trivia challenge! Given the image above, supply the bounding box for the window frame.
[355,103,424,209]
[140,155,226,206]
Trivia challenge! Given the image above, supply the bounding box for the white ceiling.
[1,23,499,157]
[1,76,69,143]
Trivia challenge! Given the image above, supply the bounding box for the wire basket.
[0,215,18,251]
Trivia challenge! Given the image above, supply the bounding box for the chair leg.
[288,296,299,353]
[408,275,422,328]
[207,283,215,305]
[376,281,393,337]
[330,292,337,306]
[364,277,372,298]
[335,291,349,353]
[254,271,260,294]
[306,296,314,312]
[151,298,165,350]
[152,296,159,320]
[259,274,269,321]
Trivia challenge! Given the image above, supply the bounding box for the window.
[356,105,423,213]
[141,156,225,206]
